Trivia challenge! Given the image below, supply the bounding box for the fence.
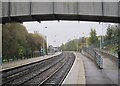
[82,47,103,69]
[2,51,42,63]
[99,49,118,58]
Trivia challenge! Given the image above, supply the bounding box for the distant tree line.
[103,24,120,53]
[60,24,120,53]
[105,25,120,41]
[60,38,85,51]
[60,39,78,51]
[3,23,47,62]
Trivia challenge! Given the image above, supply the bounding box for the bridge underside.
[1,2,120,23]
[1,14,120,23]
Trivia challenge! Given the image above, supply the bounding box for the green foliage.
[105,25,120,41]
[60,38,83,51]
[3,23,28,61]
[88,28,99,46]
[2,23,46,62]
[105,25,113,40]
[104,24,120,53]
[61,39,78,51]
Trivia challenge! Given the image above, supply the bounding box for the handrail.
[83,47,103,69]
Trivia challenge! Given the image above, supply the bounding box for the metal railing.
[99,49,118,58]
[83,47,103,69]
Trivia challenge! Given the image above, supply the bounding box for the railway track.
[2,52,75,85]
[2,53,63,85]
[40,52,75,85]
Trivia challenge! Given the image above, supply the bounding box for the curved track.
[2,52,75,86]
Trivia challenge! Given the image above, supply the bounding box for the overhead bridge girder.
[0,2,120,23]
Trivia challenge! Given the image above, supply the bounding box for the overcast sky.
[23,21,111,47]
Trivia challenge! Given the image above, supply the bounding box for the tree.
[105,25,113,41]
[60,37,87,51]
[104,24,120,52]
[2,23,47,62]
[88,28,99,46]
[3,23,29,61]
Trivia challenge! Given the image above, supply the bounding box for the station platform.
[81,51,118,85]
[62,52,86,85]
[1,52,62,71]
[62,51,118,85]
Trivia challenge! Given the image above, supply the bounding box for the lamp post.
[101,23,104,49]
[100,22,105,49]
[77,37,79,52]
[53,35,56,52]
[98,36,102,49]
[42,26,47,55]
[82,32,85,48]
[74,36,78,52]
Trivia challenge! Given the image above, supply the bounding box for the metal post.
[43,28,44,55]
[117,2,120,70]
[74,36,78,51]
[43,26,47,55]
[0,2,2,64]
[98,36,102,49]
[0,4,2,86]
[77,38,78,52]
[100,36,102,49]
[0,23,2,86]
[101,22,104,49]
[82,32,85,48]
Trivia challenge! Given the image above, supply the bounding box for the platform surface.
[81,52,118,85]
[62,52,86,85]
[1,52,61,71]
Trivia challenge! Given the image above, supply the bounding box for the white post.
[99,36,102,49]
[100,36,102,49]
[74,36,78,51]
[82,32,85,48]
[77,38,78,52]
[43,27,47,55]
[43,28,44,55]
[101,22,104,48]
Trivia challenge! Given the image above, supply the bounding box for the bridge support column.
[0,1,2,86]
[0,24,1,86]
[0,24,1,63]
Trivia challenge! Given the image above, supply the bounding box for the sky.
[23,21,111,47]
